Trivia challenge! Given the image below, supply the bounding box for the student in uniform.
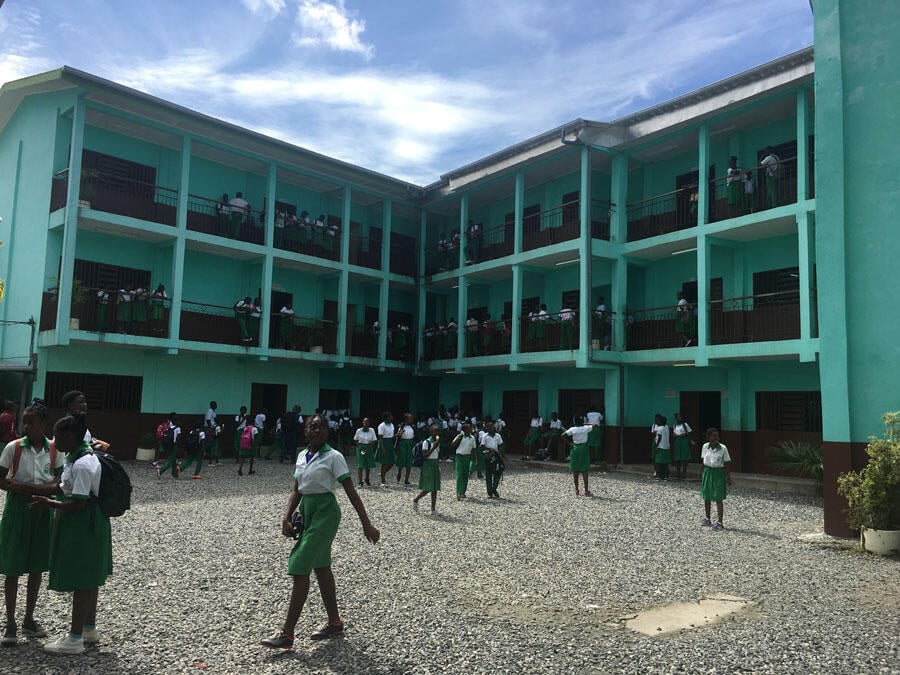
[178,424,205,479]
[95,290,110,333]
[115,287,132,334]
[652,414,672,481]
[376,412,395,486]
[523,412,543,456]
[353,418,377,487]
[29,414,113,655]
[546,412,564,461]
[451,422,476,500]
[700,428,732,530]
[481,422,504,499]
[0,400,64,646]
[156,413,181,479]
[238,418,257,476]
[260,415,379,649]
[234,297,252,343]
[149,284,167,334]
[233,406,248,461]
[60,391,109,453]
[585,405,604,464]
[412,425,442,514]
[672,413,695,480]
[563,418,594,496]
[206,424,222,468]
[395,413,415,485]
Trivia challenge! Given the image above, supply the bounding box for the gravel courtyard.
[1,458,898,674]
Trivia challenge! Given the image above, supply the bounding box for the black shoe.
[404,481,411,485]
[1,623,16,647]
[260,631,294,649]
[238,468,243,476]
[310,623,344,641]
[21,620,46,638]
[365,479,371,486]
[249,469,256,475]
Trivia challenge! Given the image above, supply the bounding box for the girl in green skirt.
[376,412,395,486]
[260,414,379,650]
[672,413,695,480]
[451,423,476,500]
[563,419,594,496]
[353,418,377,487]
[413,425,441,514]
[524,412,542,456]
[395,414,415,485]
[29,414,113,655]
[700,428,732,531]
[0,401,64,646]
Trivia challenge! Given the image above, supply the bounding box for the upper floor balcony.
[186,194,265,246]
[51,169,178,227]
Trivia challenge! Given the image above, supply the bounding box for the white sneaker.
[43,634,85,655]
[83,628,100,644]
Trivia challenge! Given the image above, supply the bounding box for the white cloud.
[241,0,286,16]
[292,0,374,59]
[0,6,53,87]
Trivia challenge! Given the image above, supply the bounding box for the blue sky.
[0,0,813,184]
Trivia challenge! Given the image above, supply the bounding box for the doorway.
[678,391,722,461]
[459,391,483,418]
[251,383,288,435]
[557,388,604,426]
[359,390,410,423]
[269,290,293,348]
[502,389,538,455]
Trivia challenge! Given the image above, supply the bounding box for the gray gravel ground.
[0,457,897,674]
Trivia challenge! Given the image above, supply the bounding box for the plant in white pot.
[837,411,900,555]
[136,432,157,462]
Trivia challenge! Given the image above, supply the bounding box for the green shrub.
[138,432,157,449]
[768,439,824,494]
[837,412,900,531]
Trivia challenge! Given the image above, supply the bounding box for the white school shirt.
[59,450,102,499]
[585,411,603,425]
[760,153,780,177]
[167,423,182,444]
[495,419,506,433]
[235,415,247,430]
[701,443,731,468]
[481,433,503,452]
[653,424,671,450]
[422,437,441,460]
[255,413,266,428]
[559,308,575,321]
[0,437,64,483]
[594,303,607,318]
[465,318,479,332]
[530,417,543,428]
[205,408,217,426]
[549,418,563,430]
[400,424,415,440]
[456,435,476,456]
[564,425,592,444]
[280,306,294,316]
[294,446,350,494]
[674,422,692,437]
[229,197,249,211]
[377,422,395,439]
[477,429,487,445]
[354,428,376,445]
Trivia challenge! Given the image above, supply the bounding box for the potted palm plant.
[136,432,157,462]
[837,411,900,555]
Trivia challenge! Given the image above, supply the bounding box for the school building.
[0,0,895,535]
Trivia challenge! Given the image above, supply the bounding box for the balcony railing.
[469,223,514,264]
[271,218,341,261]
[39,292,58,331]
[422,326,459,360]
[186,195,265,246]
[591,199,612,241]
[424,239,461,276]
[626,189,697,242]
[625,305,693,351]
[39,287,170,337]
[520,311,580,352]
[523,202,579,251]
[591,311,615,350]
[50,169,179,226]
[270,314,337,354]
[389,242,417,277]
[387,327,415,361]
[180,301,253,346]
[348,233,382,270]
[709,156,798,223]
[457,319,512,357]
[709,291,800,344]
[348,326,379,358]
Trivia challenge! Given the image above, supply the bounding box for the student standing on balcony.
[278,303,295,349]
[672,413,695,480]
[559,305,576,350]
[675,291,694,347]
[742,171,756,213]
[726,156,743,217]
[464,315,480,356]
[593,296,610,350]
[0,400,64,647]
[131,287,148,336]
[217,194,231,235]
[395,414,415,485]
[376,412,395,486]
[248,298,262,346]
[95,289,110,333]
[234,297,252,343]
[465,219,481,264]
[563,417,594,496]
[149,284,167,334]
[700,428,732,531]
[534,304,550,347]
[760,146,781,208]
[115,287,132,334]
[228,192,250,238]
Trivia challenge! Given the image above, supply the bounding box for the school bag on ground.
[92,451,132,518]
[412,440,425,467]
[240,426,255,450]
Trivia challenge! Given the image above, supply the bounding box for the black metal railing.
[389,242,417,277]
[65,169,179,226]
[424,238,461,276]
[625,305,693,350]
[270,313,337,354]
[459,319,512,357]
[709,290,800,344]
[186,195,265,246]
[709,156,798,223]
[348,326,379,358]
[180,301,253,346]
[348,233,382,270]
[626,189,697,242]
[387,327,415,361]
[422,326,459,360]
[520,310,580,352]
[590,310,615,350]
[591,199,613,241]
[523,202,579,251]
[71,286,170,337]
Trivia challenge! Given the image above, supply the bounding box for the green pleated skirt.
[418,459,441,492]
[379,440,396,465]
[673,436,691,462]
[288,493,341,576]
[0,492,53,576]
[49,500,113,592]
[395,438,415,468]
[701,466,727,502]
[356,442,377,469]
[568,443,591,473]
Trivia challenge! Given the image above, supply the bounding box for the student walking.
[672,413,694,480]
[481,422,504,499]
[376,413,395,486]
[451,422,476,500]
[156,414,181,479]
[232,406,248,461]
[30,414,113,655]
[412,425,442,514]
[353,418,377,487]
[700,428,732,530]
[0,400,64,646]
[523,412,542,456]
[260,415,379,649]
[652,414,672,481]
[178,425,204,479]
[563,419,594,496]
[395,414,415,485]
[238,420,257,476]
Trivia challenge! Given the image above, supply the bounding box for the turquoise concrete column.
[168,134,190,348]
[610,154,628,243]
[256,163,276,355]
[378,198,392,360]
[578,146,591,356]
[456,195,468,364]
[416,208,427,370]
[336,185,352,359]
[56,94,86,346]
[698,124,710,226]
[514,172,524,255]
[796,88,809,202]
[696,234,710,366]
[511,263,523,359]
[612,257,627,351]
[797,210,815,362]
[264,163,276,249]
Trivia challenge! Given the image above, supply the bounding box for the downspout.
[562,125,627,465]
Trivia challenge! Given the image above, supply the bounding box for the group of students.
[523,407,605,464]
[0,391,114,655]
[93,283,168,335]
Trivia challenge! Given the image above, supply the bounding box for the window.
[561,289,579,310]
[752,267,800,305]
[45,372,143,412]
[756,391,822,432]
[72,259,151,293]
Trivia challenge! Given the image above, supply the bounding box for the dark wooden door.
[502,389,538,454]
[679,391,722,462]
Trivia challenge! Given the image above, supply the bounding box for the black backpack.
[92,451,132,518]
[412,440,426,467]
[161,426,176,452]
[185,429,201,452]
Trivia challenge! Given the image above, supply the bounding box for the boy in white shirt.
[480,422,504,499]
[451,422,477,500]
[652,414,672,481]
